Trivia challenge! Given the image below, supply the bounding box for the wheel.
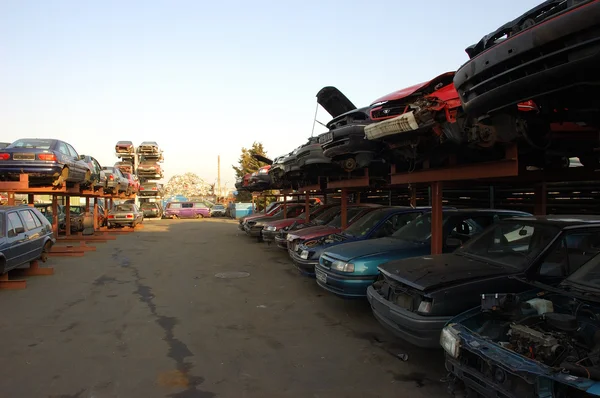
[53,167,69,187]
[40,241,52,263]
[342,158,356,172]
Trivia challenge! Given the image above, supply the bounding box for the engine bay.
[471,293,600,380]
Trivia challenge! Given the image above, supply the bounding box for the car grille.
[12,153,35,160]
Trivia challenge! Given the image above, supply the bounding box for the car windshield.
[392,212,441,241]
[328,207,368,229]
[9,139,54,149]
[457,221,561,270]
[564,253,600,291]
[313,206,341,225]
[342,208,389,237]
[115,205,134,212]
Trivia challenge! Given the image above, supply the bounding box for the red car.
[285,204,382,255]
[260,204,337,243]
[237,199,321,230]
[123,172,140,194]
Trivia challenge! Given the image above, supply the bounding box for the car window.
[373,212,421,239]
[66,144,79,158]
[169,203,181,209]
[7,212,25,237]
[57,142,70,156]
[9,139,54,149]
[539,231,600,277]
[19,210,39,230]
[182,203,194,208]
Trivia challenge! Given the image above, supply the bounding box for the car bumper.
[322,126,381,159]
[211,211,225,217]
[261,230,278,242]
[455,1,600,117]
[296,148,331,168]
[0,164,63,180]
[143,211,160,217]
[289,250,318,275]
[275,235,289,249]
[366,285,450,348]
[243,224,262,237]
[314,264,375,298]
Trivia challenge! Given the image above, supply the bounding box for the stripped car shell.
[137,161,163,179]
[115,141,134,157]
[107,204,144,228]
[247,165,272,192]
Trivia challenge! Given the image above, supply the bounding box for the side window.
[66,144,79,158]
[564,232,600,273]
[539,238,569,277]
[375,213,420,238]
[7,212,25,237]
[57,142,70,156]
[182,203,193,209]
[19,210,38,230]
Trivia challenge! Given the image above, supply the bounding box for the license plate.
[13,153,35,160]
[319,132,333,144]
[316,270,327,283]
[300,250,309,259]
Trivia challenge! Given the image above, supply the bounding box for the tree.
[232,142,270,203]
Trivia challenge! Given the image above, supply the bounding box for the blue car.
[290,207,428,276]
[316,209,530,298]
[0,138,91,186]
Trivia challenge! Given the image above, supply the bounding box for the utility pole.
[217,155,221,201]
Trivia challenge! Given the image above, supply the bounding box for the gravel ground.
[0,218,448,398]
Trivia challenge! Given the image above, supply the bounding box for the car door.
[65,143,84,179]
[5,212,28,269]
[18,209,44,259]
[181,203,194,218]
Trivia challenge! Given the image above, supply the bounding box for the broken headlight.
[440,324,461,358]
[265,226,277,232]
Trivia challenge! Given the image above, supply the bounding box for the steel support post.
[534,183,547,216]
[341,189,348,230]
[431,182,443,255]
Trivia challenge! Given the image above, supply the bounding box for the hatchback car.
[107,204,144,228]
[140,202,163,218]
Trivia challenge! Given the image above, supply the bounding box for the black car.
[140,202,163,218]
[454,0,600,120]
[268,154,290,189]
[0,139,91,186]
[80,155,105,190]
[367,215,600,348]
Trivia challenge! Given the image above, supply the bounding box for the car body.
[210,204,226,217]
[107,203,144,228]
[268,154,290,189]
[286,204,383,258]
[261,204,331,243]
[114,161,134,175]
[139,182,161,196]
[67,206,86,232]
[79,155,105,190]
[0,206,55,273]
[115,141,134,157]
[123,173,140,194]
[164,201,210,219]
[137,161,163,179]
[140,202,163,218]
[0,139,91,186]
[367,215,600,348]
[237,199,321,230]
[274,205,343,249]
[443,254,600,397]
[293,207,426,276]
[34,203,67,231]
[137,141,161,156]
[247,165,272,192]
[102,167,129,194]
[243,204,306,238]
[316,209,529,298]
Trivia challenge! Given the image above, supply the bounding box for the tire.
[40,241,52,263]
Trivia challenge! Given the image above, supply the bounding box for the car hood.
[371,72,455,104]
[265,216,306,229]
[379,254,512,292]
[288,225,340,240]
[316,86,357,118]
[322,238,428,262]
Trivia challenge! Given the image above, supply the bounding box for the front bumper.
[261,229,278,242]
[295,146,331,168]
[289,249,318,275]
[366,285,450,348]
[275,234,289,249]
[455,1,600,117]
[243,224,262,237]
[322,125,381,159]
[314,264,376,298]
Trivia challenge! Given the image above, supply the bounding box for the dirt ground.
[0,219,448,398]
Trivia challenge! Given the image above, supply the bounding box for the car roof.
[503,215,600,228]
[0,205,34,211]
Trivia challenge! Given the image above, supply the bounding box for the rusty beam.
[341,188,348,230]
[431,182,443,255]
[283,195,287,219]
[52,195,59,237]
[0,174,29,191]
[11,260,54,276]
[0,273,27,290]
[410,185,417,207]
[93,201,99,230]
[7,193,15,206]
[305,193,310,221]
[28,194,34,206]
[65,196,71,236]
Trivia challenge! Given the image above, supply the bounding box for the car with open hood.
[274,205,342,249]
[316,209,529,298]
[243,204,306,239]
[368,215,600,348]
[261,203,332,244]
[0,139,92,187]
[444,250,600,398]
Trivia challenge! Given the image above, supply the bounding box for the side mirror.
[446,237,463,248]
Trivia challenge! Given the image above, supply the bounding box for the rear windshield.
[9,139,54,149]
[115,205,134,212]
[140,203,157,209]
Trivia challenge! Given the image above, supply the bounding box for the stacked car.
[113,141,163,197]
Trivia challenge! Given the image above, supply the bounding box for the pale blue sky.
[0,0,542,189]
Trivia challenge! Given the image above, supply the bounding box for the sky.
[0,0,543,191]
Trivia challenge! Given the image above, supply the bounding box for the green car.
[34,204,67,231]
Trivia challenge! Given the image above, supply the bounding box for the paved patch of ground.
[0,219,448,398]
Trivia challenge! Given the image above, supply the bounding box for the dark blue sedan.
[290,207,428,276]
[0,138,91,186]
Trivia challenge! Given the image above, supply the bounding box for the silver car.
[107,204,144,228]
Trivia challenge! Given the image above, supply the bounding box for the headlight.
[417,299,432,314]
[440,325,461,358]
[331,260,354,273]
[265,226,277,232]
[287,234,295,242]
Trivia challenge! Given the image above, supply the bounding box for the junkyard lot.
[0,219,446,398]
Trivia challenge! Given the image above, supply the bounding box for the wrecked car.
[137,161,163,180]
[453,0,600,168]
[368,215,600,348]
[317,209,528,298]
[275,205,342,249]
[243,204,306,240]
[137,141,161,156]
[247,165,272,192]
[260,203,332,244]
[115,141,134,157]
[293,136,334,184]
[444,251,600,397]
[114,160,134,175]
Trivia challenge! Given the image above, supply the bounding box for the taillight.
[108,215,115,219]
[38,153,57,161]
[0,153,10,160]
[152,187,157,191]
[109,175,114,180]
[139,187,144,190]
[126,214,133,219]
